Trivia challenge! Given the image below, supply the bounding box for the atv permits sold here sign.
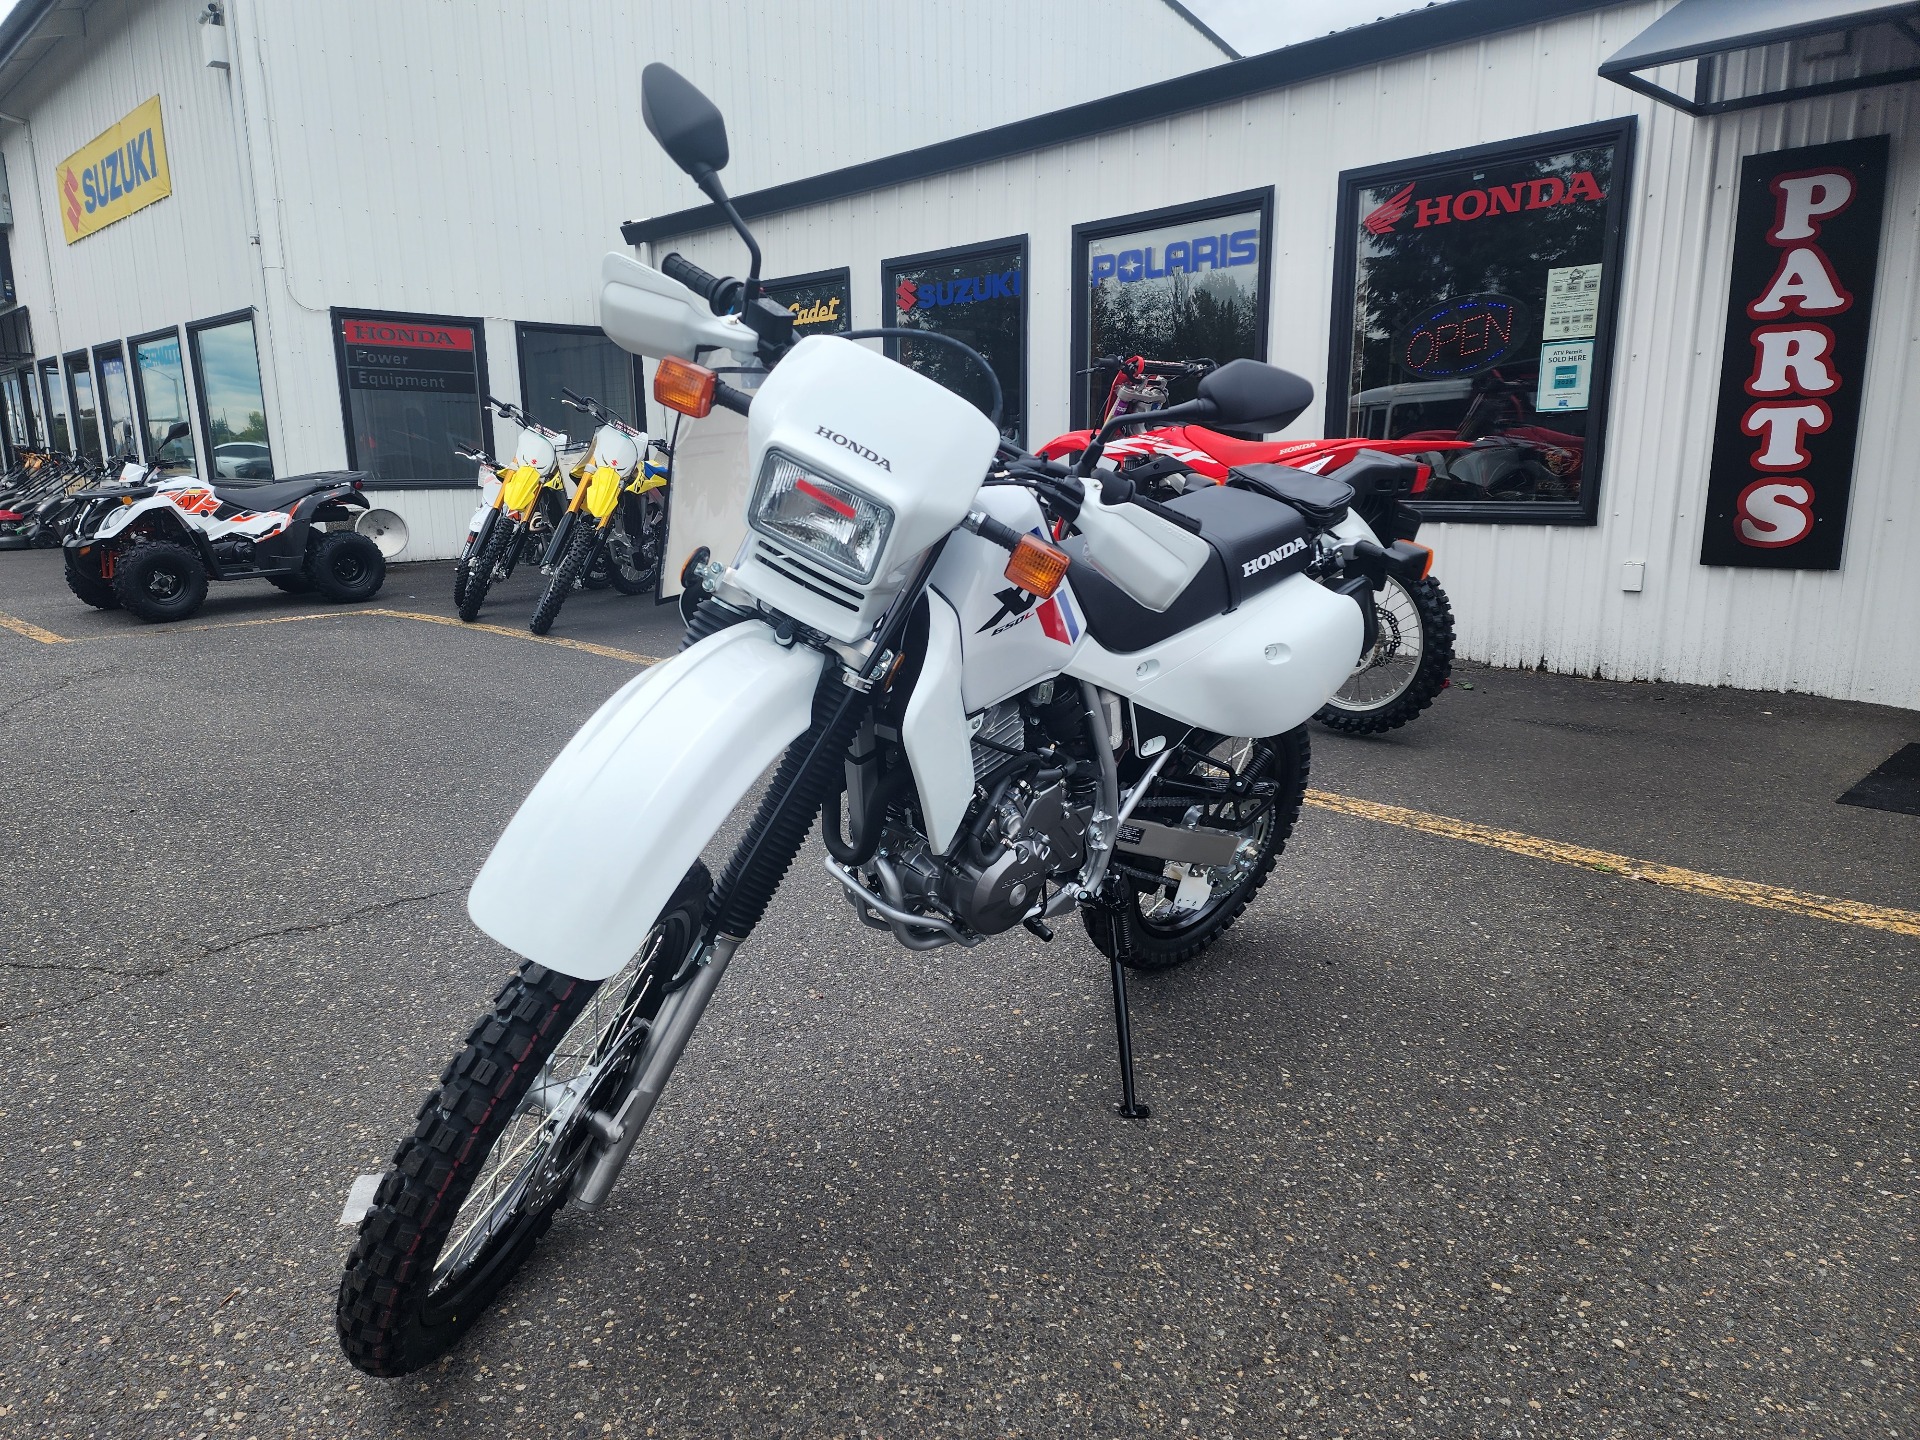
[1700,137,1887,569]
[58,96,172,244]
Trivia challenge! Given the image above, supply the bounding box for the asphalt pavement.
[0,548,1914,1438]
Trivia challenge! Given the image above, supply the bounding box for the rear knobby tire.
[457,519,517,622]
[529,524,598,635]
[112,541,208,623]
[1316,577,1454,735]
[1082,726,1309,972]
[337,862,711,1377]
[63,551,118,609]
[307,531,387,602]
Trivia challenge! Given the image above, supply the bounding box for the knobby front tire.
[528,524,598,636]
[456,519,517,622]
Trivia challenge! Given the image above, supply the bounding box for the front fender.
[468,621,828,978]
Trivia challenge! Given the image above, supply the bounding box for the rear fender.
[468,620,827,979]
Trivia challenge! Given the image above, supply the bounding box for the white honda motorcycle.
[339,65,1434,1376]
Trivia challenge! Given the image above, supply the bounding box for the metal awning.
[1600,0,1920,114]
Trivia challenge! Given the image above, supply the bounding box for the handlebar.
[662,252,743,317]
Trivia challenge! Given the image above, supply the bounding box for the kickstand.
[1107,951,1151,1120]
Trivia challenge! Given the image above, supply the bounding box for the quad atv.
[63,442,388,622]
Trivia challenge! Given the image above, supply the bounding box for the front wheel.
[457,518,518,622]
[528,524,598,635]
[112,541,209,623]
[63,551,118,609]
[1316,576,1454,735]
[338,861,711,1377]
[604,501,661,596]
[1082,726,1309,971]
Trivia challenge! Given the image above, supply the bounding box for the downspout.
[205,0,292,473]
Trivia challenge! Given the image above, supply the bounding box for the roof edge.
[1599,0,1920,75]
[624,0,1620,245]
[0,0,64,93]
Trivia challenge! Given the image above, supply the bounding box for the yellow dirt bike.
[456,396,574,622]
[527,387,670,635]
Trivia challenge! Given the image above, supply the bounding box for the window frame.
[512,320,647,444]
[330,306,493,487]
[1068,187,1276,430]
[38,356,68,454]
[880,234,1030,445]
[130,324,199,475]
[92,339,137,461]
[63,347,99,459]
[1324,117,1638,527]
[187,308,274,478]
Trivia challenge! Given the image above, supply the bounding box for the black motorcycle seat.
[1227,463,1355,527]
[1063,485,1313,654]
[212,471,365,512]
[1330,449,1423,502]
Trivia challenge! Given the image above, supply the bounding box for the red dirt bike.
[1040,356,1460,735]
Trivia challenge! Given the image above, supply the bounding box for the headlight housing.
[749,451,893,583]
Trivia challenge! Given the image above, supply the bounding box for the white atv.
[63,426,389,623]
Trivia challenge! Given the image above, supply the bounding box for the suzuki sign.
[58,96,172,244]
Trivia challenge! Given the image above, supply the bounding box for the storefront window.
[189,314,273,480]
[516,324,640,446]
[132,329,196,475]
[95,342,137,459]
[1,370,28,453]
[22,364,46,449]
[765,269,852,338]
[1072,190,1272,427]
[884,238,1026,445]
[40,358,69,453]
[334,309,488,484]
[66,351,100,460]
[1329,120,1635,522]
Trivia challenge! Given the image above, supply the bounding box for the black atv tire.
[529,524,597,635]
[337,863,712,1377]
[112,541,209,623]
[1082,726,1309,972]
[457,519,517,622]
[307,531,387,603]
[63,552,118,609]
[1315,577,1454,736]
[267,572,311,594]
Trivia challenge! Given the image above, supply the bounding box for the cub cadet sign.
[58,96,172,244]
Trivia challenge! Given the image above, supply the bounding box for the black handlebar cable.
[840,328,1003,429]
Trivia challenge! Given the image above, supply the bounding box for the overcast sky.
[1184,0,1435,55]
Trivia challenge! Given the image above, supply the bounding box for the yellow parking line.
[0,610,71,644]
[1305,789,1920,938]
[361,608,659,665]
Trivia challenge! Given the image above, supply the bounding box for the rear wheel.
[307,531,387,602]
[1316,577,1454,735]
[112,541,208,623]
[1082,727,1309,971]
[529,524,598,635]
[267,572,311,595]
[604,501,660,596]
[337,862,711,1377]
[457,518,518,622]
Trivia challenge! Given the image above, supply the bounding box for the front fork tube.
[571,933,741,1210]
[469,502,502,561]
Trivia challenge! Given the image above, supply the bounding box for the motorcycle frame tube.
[467,620,828,979]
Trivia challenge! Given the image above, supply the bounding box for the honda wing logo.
[1363,182,1415,236]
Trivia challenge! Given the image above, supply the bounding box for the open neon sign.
[1396,294,1524,379]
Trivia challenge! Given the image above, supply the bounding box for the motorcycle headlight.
[749,452,893,583]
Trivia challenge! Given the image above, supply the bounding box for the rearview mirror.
[164,419,191,443]
[1195,359,1314,434]
[641,64,730,185]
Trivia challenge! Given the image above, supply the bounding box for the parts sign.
[1700,137,1887,569]
[58,96,172,244]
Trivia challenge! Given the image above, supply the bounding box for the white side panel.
[1068,572,1363,738]
[901,593,974,853]
[931,486,1086,712]
[469,622,826,979]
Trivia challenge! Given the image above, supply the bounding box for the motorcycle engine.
[880,698,1096,937]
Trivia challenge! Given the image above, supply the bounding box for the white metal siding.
[653,2,1920,708]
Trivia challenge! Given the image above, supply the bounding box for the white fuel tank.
[931,486,1086,713]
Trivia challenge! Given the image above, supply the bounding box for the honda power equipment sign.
[1700,136,1887,569]
[58,96,172,244]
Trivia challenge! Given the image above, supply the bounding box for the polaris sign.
[1089,229,1258,285]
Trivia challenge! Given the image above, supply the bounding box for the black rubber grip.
[711,380,754,417]
[972,514,1024,551]
[662,252,729,313]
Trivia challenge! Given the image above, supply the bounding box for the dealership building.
[2,0,1916,708]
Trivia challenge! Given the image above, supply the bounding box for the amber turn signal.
[654,356,717,418]
[1004,534,1070,598]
